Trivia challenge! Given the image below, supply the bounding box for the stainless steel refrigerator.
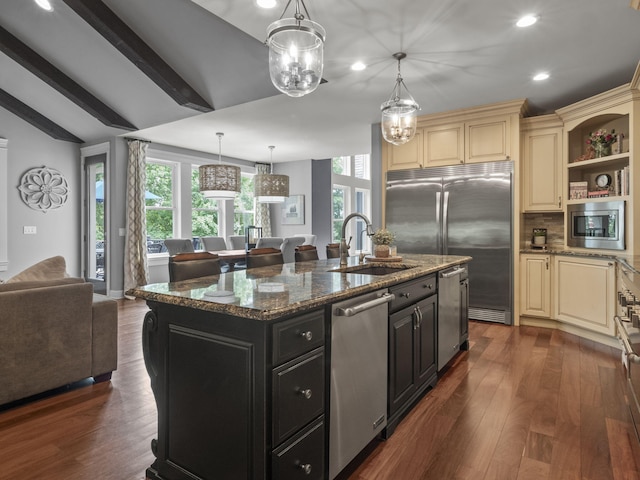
[386,160,513,324]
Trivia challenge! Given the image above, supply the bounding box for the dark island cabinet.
[142,302,325,480]
[385,274,438,437]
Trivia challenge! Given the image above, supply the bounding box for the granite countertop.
[127,254,471,321]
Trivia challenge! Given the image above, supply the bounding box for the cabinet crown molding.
[416,98,528,127]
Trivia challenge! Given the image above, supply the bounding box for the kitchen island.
[127,254,471,480]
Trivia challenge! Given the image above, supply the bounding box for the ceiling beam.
[63,0,214,113]
[0,25,136,131]
[0,89,84,143]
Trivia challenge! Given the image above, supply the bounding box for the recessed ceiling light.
[516,15,538,27]
[35,0,53,11]
[257,0,277,8]
[351,62,367,71]
[533,72,549,81]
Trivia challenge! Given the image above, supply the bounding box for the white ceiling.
[2,0,640,163]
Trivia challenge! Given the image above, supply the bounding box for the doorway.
[84,155,107,294]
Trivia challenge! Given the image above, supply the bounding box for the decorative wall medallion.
[18,166,69,213]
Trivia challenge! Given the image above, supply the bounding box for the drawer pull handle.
[400,292,411,298]
[300,331,313,341]
[299,463,312,475]
[423,283,433,290]
[298,388,312,399]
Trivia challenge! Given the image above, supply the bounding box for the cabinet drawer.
[272,348,325,445]
[389,274,436,312]
[272,417,325,480]
[273,309,324,365]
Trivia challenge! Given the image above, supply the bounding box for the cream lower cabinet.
[554,256,615,335]
[520,254,552,318]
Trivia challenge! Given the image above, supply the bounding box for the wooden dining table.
[210,249,247,271]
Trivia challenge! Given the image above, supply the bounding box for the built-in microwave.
[567,201,625,250]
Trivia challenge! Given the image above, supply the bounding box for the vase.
[374,244,390,258]
[594,143,612,158]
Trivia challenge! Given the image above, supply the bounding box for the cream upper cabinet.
[386,129,424,171]
[465,115,511,164]
[554,256,615,336]
[520,254,552,318]
[382,99,526,172]
[521,117,563,212]
[423,122,464,167]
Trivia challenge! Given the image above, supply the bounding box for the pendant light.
[267,0,325,98]
[254,146,290,203]
[199,132,240,199]
[380,52,420,146]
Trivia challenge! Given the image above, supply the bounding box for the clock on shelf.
[595,173,612,189]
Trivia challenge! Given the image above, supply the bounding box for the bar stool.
[295,245,319,262]
[169,252,221,282]
[326,243,340,259]
[246,247,284,269]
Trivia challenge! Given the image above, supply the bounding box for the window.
[234,175,256,235]
[332,154,372,252]
[145,161,176,253]
[191,167,220,249]
[144,149,257,254]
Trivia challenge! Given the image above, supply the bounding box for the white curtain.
[124,139,150,297]
[254,163,272,237]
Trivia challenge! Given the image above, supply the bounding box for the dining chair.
[293,234,317,246]
[201,236,227,251]
[168,252,221,282]
[227,235,246,250]
[280,237,306,263]
[164,238,195,255]
[326,243,340,259]
[246,247,284,269]
[295,245,319,262]
[255,237,284,249]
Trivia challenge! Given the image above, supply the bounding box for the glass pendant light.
[199,132,240,199]
[380,52,420,146]
[254,146,290,203]
[267,0,325,98]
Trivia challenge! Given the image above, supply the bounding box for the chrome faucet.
[340,213,374,266]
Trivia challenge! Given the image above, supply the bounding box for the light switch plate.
[23,226,37,234]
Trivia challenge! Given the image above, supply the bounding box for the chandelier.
[199,132,240,199]
[266,0,325,98]
[254,146,290,203]
[380,52,420,145]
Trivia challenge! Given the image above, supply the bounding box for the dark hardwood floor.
[1,299,639,479]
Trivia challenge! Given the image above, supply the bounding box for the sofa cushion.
[0,277,84,293]
[6,256,69,283]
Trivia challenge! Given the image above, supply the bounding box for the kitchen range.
[127,253,470,480]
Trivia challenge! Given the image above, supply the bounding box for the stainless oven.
[567,201,625,250]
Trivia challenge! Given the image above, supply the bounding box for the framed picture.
[281,194,304,225]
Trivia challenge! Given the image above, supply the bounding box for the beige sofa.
[0,277,118,406]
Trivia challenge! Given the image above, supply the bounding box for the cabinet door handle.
[416,305,423,327]
[298,463,312,475]
[546,258,549,270]
[413,307,419,330]
[298,388,312,400]
[558,196,561,208]
[300,331,313,341]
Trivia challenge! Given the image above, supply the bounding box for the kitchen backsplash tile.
[522,213,564,246]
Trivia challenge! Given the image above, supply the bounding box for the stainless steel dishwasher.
[438,265,467,370]
[329,288,394,479]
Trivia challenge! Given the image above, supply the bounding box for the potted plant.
[371,228,395,258]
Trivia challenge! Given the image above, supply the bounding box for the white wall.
[270,160,314,238]
[0,110,81,280]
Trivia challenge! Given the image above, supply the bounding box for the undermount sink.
[329,264,417,276]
